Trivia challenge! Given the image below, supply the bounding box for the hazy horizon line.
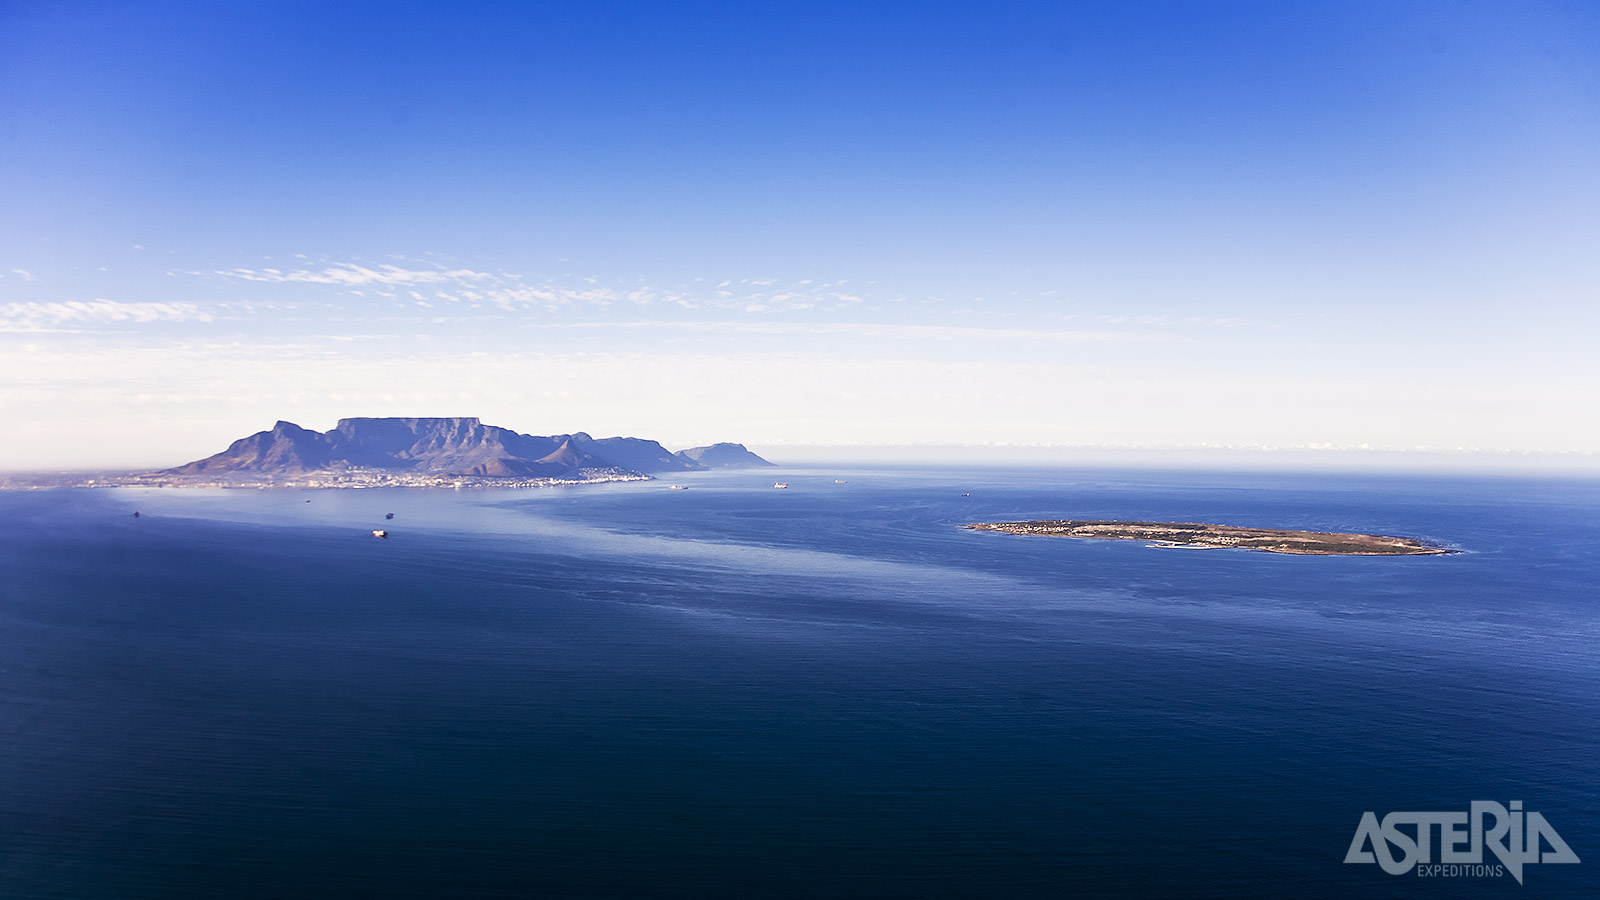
[8,443,1597,478]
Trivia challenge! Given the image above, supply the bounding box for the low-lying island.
[964,520,1454,556]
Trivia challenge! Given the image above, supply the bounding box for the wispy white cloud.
[196,259,869,314]
[475,285,675,311]
[0,299,212,332]
[467,280,861,314]
[214,263,493,286]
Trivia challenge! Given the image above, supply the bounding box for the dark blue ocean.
[1,467,1595,898]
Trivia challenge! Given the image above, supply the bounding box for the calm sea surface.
[1,467,1596,898]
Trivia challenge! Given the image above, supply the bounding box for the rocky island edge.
[964,520,1455,556]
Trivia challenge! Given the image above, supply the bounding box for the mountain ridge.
[167,417,773,478]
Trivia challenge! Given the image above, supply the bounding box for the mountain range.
[167,418,773,478]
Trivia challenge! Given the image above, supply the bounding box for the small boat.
[773,482,789,489]
[961,492,971,497]
[385,512,395,519]
[133,511,141,518]
[834,479,847,484]
[371,530,388,538]
[669,485,689,490]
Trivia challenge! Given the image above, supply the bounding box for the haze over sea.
[2,467,1595,898]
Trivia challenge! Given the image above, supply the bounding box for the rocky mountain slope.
[167,417,772,478]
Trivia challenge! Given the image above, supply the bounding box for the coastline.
[964,520,1455,556]
[0,469,655,492]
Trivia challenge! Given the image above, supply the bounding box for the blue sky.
[1,1,1597,468]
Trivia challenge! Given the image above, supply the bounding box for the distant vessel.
[385,512,395,519]
[669,485,689,490]
[961,492,971,497]
[371,530,388,538]
[773,482,788,489]
[834,479,847,484]
[133,511,140,518]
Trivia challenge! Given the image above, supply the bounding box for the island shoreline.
[964,520,1456,556]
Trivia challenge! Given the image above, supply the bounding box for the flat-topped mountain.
[167,417,773,479]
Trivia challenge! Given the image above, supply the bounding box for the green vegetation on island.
[964,520,1454,556]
